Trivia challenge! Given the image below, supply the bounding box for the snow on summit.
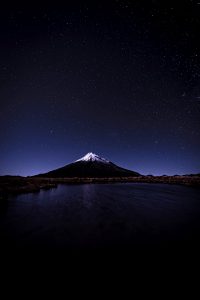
[76,152,110,163]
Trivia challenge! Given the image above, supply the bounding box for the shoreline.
[0,175,200,200]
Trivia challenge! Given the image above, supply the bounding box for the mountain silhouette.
[37,152,140,178]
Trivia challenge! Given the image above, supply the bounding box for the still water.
[0,183,200,250]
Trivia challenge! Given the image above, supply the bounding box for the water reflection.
[0,183,200,250]
[81,184,98,208]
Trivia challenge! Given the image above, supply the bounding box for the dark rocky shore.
[0,175,200,201]
[0,176,57,201]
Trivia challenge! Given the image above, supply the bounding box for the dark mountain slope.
[36,152,140,178]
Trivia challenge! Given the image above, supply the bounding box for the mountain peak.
[36,152,141,177]
[75,152,110,163]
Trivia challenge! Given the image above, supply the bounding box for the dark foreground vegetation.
[0,176,57,200]
[0,174,200,201]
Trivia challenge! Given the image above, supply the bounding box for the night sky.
[1,1,200,176]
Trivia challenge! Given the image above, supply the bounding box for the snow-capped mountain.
[37,152,140,178]
[76,152,110,163]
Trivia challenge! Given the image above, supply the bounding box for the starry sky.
[1,0,200,176]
